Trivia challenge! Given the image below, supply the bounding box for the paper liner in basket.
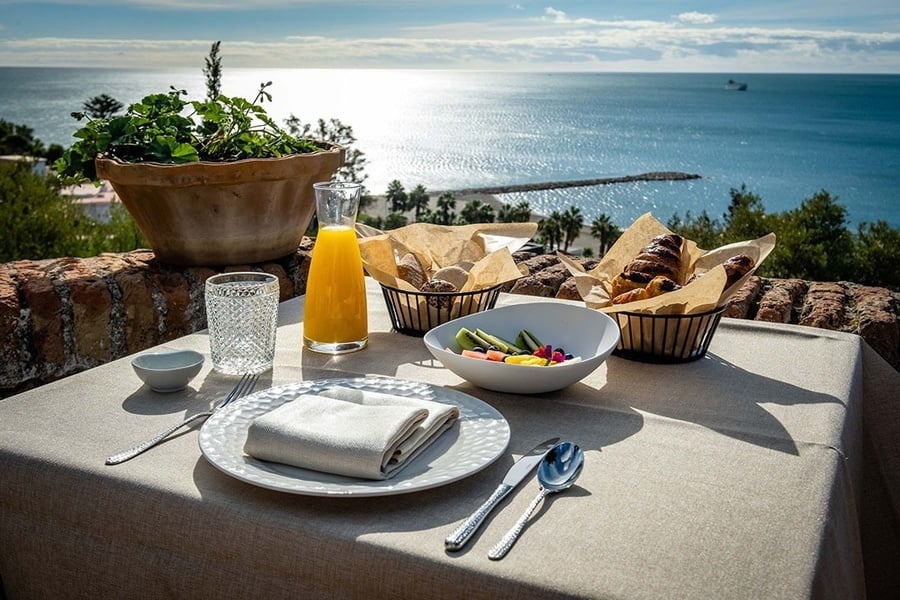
[558,213,776,356]
[357,222,538,327]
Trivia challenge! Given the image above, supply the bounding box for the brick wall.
[1,244,898,397]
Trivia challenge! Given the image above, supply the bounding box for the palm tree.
[430,192,457,225]
[407,184,430,222]
[589,213,622,256]
[459,199,495,224]
[385,180,407,214]
[559,206,584,252]
[537,211,564,252]
[498,200,532,223]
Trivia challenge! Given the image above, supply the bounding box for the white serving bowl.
[131,349,204,393]
[423,302,620,394]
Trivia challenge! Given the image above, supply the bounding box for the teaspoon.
[488,441,585,560]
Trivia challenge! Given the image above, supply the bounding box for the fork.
[106,372,259,465]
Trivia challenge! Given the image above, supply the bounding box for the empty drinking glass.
[206,272,280,374]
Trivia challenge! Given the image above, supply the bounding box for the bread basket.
[379,283,502,336]
[610,306,726,363]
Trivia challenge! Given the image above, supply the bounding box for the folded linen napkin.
[243,386,460,480]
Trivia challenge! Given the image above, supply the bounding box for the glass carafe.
[303,182,368,354]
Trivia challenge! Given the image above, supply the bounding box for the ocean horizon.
[2,67,898,228]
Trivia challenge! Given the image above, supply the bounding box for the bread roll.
[431,265,469,291]
[397,253,426,289]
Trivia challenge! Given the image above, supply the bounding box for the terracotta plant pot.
[95,142,344,266]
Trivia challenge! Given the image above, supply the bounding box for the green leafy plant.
[54,82,326,183]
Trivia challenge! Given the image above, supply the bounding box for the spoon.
[487,441,585,560]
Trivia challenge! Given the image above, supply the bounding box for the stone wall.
[1,244,898,397]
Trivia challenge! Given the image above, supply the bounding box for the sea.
[2,68,899,228]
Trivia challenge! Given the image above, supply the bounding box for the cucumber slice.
[455,327,490,351]
[522,329,544,348]
[516,329,542,352]
[474,328,524,354]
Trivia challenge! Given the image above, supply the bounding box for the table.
[1,277,898,599]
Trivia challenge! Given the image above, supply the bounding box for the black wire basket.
[610,306,726,363]
[379,283,502,336]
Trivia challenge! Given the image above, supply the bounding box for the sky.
[1,0,899,73]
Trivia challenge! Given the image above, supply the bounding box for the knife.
[444,437,560,552]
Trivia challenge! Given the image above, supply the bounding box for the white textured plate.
[199,377,509,497]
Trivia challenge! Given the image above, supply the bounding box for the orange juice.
[303,225,368,347]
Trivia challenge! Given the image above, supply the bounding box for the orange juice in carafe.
[303,182,368,354]
[304,225,367,344]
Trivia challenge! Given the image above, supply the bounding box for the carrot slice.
[485,349,508,362]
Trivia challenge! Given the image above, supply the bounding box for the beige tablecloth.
[1,278,898,599]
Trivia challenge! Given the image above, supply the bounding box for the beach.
[364,189,601,253]
[360,172,701,254]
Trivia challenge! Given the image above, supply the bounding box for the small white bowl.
[131,350,204,393]
[423,302,620,394]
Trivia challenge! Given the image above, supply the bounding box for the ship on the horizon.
[726,79,748,91]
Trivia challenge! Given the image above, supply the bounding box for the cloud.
[544,7,567,23]
[42,0,325,8]
[1,6,898,72]
[677,12,716,25]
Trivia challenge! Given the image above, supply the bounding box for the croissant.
[611,287,649,305]
[612,275,681,305]
[646,276,681,297]
[685,254,756,289]
[610,233,684,298]
[723,255,755,288]
[624,233,683,280]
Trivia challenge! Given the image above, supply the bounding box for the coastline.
[363,171,700,253]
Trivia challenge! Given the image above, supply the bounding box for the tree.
[203,40,223,102]
[0,162,145,261]
[589,213,622,256]
[854,220,900,289]
[0,119,44,156]
[407,184,430,222]
[559,205,584,252]
[498,200,531,223]
[384,180,407,214]
[667,210,721,250]
[459,199,495,224]
[425,192,457,225]
[284,116,370,203]
[537,211,564,252]
[772,190,855,281]
[82,94,123,119]
[384,211,408,230]
[723,184,769,241]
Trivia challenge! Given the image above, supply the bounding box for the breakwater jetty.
[445,171,701,196]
